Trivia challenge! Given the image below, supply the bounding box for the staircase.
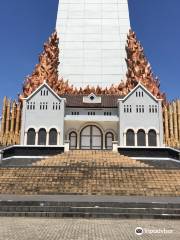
[1,197,180,219]
[0,150,180,196]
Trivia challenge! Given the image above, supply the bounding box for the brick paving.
[0,218,179,240]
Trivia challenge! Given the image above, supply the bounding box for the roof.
[23,82,66,102]
[119,82,163,103]
[61,95,124,108]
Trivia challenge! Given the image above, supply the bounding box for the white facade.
[20,82,164,150]
[118,84,164,147]
[56,0,130,88]
[20,83,66,146]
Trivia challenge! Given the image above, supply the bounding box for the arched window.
[126,129,135,146]
[27,128,36,145]
[49,129,58,145]
[69,131,77,150]
[148,130,157,146]
[105,132,114,150]
[38,128,47,145]
[137,129,146,146]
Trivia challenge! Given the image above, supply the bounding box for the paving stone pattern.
[0,218,179,240]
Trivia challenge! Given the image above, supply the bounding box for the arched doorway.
[49,129,58,145]
[148,130,157,146]
[105,132,114,150]
[126,129,135,146]
[69,131,77,150]
[27,128,36,145]
[38,128,47,145]
[80,125,103,150]
[137,129,146,146]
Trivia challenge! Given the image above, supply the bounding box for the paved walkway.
[0,218,179,240]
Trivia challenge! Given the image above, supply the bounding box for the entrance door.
[80,125,102,150]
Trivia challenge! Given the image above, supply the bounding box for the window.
[105,132,114,150]
[148,130,157,146]
[52,102,61,110]
[155,105,158,113]
[136,105,144,113]
[136,91,144,97]
[27,128,36,145]
[71,112,79,115]
[40,89,48,96]
[126,129,135,146]
[40,102,48,110]
[104,112,112,116]
[90,96,95,101]
[49,129,58,145]
[38,128,47,145]
[149,105,158,113]
[27,102,35,110]
[124,105,132,113]
[88,112,95,115]
[69,132,77,150]
[137,129,146,146]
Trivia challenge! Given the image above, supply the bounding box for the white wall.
[56,0,130,88]
[119,85,164,147]
[20,85,65,145]
[64,120,118,149]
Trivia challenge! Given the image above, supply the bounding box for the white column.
[57,132,60,145]
[103,134,105,149]
[35,132,38,145]
[0,150,3,164]
[56,0,130,88]
[157,133,160,147]
[46,131,49,146]
[146,133,148,147]
[77,132,80,149]
[123,132,126,146]
[24,132,27,145]
[64,140,70,152]
[112,141,118,152]
[135,132,137,146]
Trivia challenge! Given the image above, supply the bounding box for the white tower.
[56,0,130,88]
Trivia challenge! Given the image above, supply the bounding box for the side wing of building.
[118,84,164,147]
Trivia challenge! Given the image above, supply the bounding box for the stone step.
[0,204,180,219]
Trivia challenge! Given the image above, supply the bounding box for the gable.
[25,83,62,102]
[122,84,159,104]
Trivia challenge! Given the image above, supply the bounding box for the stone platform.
[0,195,180,219]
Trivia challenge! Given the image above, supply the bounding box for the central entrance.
[80,125,103,150]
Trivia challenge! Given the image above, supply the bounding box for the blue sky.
[0,0,179,111]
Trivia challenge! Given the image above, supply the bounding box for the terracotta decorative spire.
[19,30,166,100]
[19,32,60,99]
[124,30,166,101]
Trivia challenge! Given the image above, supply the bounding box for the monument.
[56,0,130,88]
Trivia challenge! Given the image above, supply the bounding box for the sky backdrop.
[0,0,179,111]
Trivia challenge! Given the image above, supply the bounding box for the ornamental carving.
[20,30,166,102]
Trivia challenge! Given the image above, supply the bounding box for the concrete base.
[0,194,180,219]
